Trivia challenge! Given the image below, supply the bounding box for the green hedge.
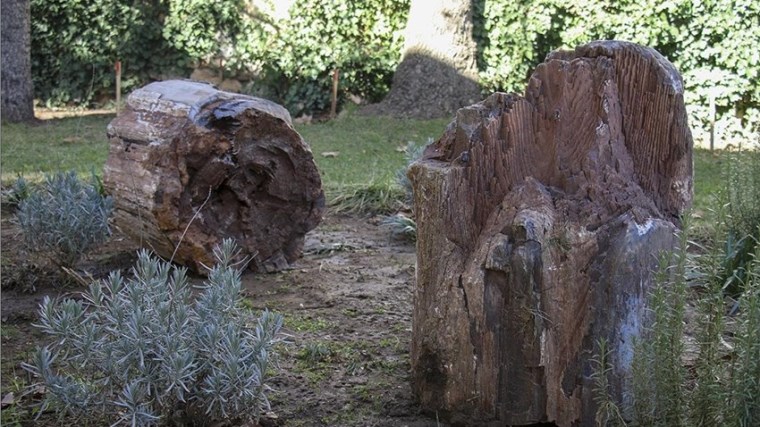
[474,0,760,144]
[250,0,409,117]
[31,0,190,106]
[30,0,759,142]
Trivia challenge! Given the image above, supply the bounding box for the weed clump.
[23,239,284,425]
[383,140,427,240]
[3,175,31,206]
[15,171,112,269]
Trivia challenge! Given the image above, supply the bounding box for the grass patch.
[296,113,447,191]
[0,110,736,220]
[1,114,113,183]
[2,111,447,214]
[0,324,21,342]
[327,182,405,215]
[284,313,333,333]
[693,149,723,207]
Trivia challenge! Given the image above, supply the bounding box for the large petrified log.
[104,80,324,273]
[409,41,692,426]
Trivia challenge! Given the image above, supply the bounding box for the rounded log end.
[104,80,324,275]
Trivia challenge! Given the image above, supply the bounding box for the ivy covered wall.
[30,0,758,144]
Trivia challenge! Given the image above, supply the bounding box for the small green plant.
[725,250,760,426]
[590,338,626,427]
[3,176,30,206]
[298,342,333,365]
[382,213,417,241]
[382,140,427,240]
[632,226,689,426]
[394,140,427,207]
[0,371,36,426]
[329,183,404,215]
[15,171,113,269]
[721,146,760,295]
[22,239,284,425]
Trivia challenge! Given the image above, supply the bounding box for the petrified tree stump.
[104,80,324,273]
[409,41,692,426]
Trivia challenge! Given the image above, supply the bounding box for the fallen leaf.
[321,151,340,158]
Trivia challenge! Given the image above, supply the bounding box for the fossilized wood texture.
[409,41,692,426]
[104,80,325,274]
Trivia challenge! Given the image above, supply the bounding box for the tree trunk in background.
[409,41,693,426]
[104,80,325,274]
[361,0,481,119]
[1,0,35,123]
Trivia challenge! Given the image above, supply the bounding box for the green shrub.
[726,263,760,426]
[31,0,408,115]
[473,0,760,145]
[16,171,112,269]
[590,338,626,427]
[382,140,426,240]
[30,0,258,106]
[632,227,689,426]
[253,0,410,116]
[329,183,405,215]
[394,140,426,207]
[631,214,760,426]
[719,146,760,295]
[30,0,759,135]
[3,176,30,207]
[162,0,274,72]
[30,0,191,106]
[23,240,284,425]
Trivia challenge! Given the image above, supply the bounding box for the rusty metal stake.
[330,68,339,119]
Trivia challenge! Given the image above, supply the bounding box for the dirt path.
[246,215,440,426]
[1,210,442,426]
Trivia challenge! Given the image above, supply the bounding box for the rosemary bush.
[591,338,626,427]
[15,171,113,269]
[721,146,760,295]
[23,240,284,426]
[631,214,760,426]
[632,227,689,426]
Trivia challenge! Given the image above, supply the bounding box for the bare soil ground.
[1,203,442,426]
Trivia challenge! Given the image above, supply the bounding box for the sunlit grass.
[693,148,724,212]
[0,108,732,221]
[1,109,447,190]
[1,114,113,183]
[296,111,447,190]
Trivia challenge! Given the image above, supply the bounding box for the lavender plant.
[4,175,30,206]
[22,239,284,426]
[15,171,113,269]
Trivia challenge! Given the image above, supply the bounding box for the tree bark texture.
[104,80,325,274]
[409,41,693,426]
[1,0,35,123]
[361,0,481,119]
